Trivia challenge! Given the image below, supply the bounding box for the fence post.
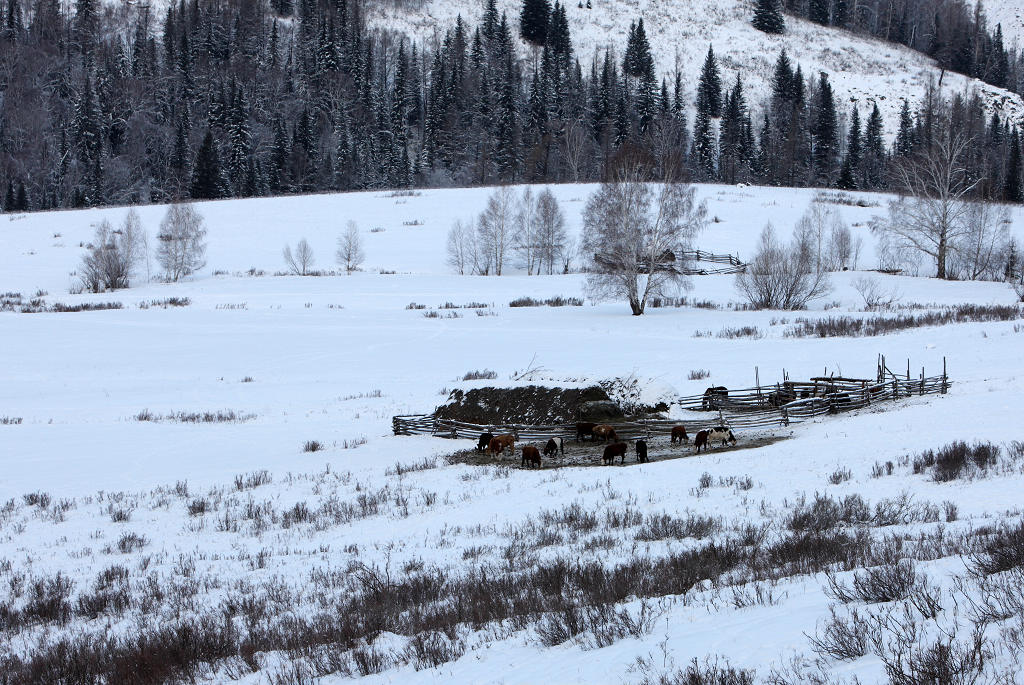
[892,379,899,400]
[942,357,948,394]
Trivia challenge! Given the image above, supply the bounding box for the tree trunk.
[937,233,947,279]
[629,296,644,315]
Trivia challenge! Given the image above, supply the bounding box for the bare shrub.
[637,656,756,685]
[968,521,1024,576]
[405,631,467,670]
[825,560,917,604]
[234,470,272,490]
[853,275,902,310]
[22,491,51,508]
[688,369,711,380]
[115,532,148,554]
[735,224,831,310]
[913,441,1000,481]
[462,369,497,380]
[828,467,852,484]
[807,606,873,660]
[283,238,316,275]
[635,512,720,541]
[79,217,142,292]
[302,440,323,453]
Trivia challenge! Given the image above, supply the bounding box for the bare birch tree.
[536,188,567,275]
[581,167,707,315]
[949,202,1010,281]
[336,221,364,274]
[513,187,540,275]
[476,186,516,276]
[446,218,483,275]
[156,203,207,282]
[875,130,979,279]
[284,238,316,275]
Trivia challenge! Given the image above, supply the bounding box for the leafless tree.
[875,130,980,279]
[826,220,862,271]
[477,186,516,276]
[121,208,149,282]
[283,238,316,275]
[735,224,832,310]
[536,188,567,275]
[446,218,483,275]
[581,166,707,315]
[336,221,364,274]
[513,187,540,275]
[156,203,207,282]
[949,202,1010,281]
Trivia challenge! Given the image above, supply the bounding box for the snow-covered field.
[2,183,1024,683]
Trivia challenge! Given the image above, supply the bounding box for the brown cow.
[575,422,597,441]
[488,434,515,457]
[670,425,689,444]
[602,441,628,465]
[521,445,541,469]
[593,424,618,443]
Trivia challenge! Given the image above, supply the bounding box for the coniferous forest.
[0,0,1023,212]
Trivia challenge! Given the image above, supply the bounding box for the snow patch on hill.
[366,0,1024,140]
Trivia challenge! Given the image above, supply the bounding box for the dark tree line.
[0,0,1021,214]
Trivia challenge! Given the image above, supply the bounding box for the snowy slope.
[366,0,1024,141]
[985,0,1024,47]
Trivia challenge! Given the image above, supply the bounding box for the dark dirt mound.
[435,385,623,425]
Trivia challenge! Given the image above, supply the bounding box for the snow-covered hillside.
[366,0,1024,141]
[986,0,1024,46]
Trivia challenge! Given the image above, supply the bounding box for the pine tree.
[832,0,849,28]
[752,0,785,34]
[837,106,861,190]
[691,108,716,180]
[695,45,722,118]
[519,0,550,46]
[190,129,225,199]
[74,0,98,52]
[226,81,253,195]
[1005,127,1022,203]
[811,72,838,185]
[74,72,104,206]
[862,102,885,189]
[808,0,829,25]
[3,180,13,211]
[894,99,914,156]
[718,74,746,183]
[771,50,794,102]
[622,18,654,82]
[14,181,26,211]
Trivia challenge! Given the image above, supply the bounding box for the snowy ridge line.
[393,375,951,440]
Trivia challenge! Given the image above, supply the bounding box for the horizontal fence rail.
[393,374,950,441]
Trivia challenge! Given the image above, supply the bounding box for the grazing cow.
[476,432,495,453]
[593,424,618,443]
[702,386,728,411]
[603,441,628,465]
[575,422,596,442]
[694,426,737,453]
[488,433,516,457]
[543,437,564,457]
[670,425,689,444]
[636,439,649,464]
[521,445,541,469]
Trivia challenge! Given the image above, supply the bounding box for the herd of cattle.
[476,422,738,469]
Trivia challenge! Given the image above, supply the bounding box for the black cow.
[636,439,648,463]
[476,432,495,453]
[544,437,564,456]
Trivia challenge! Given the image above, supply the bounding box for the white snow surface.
[2,182,1024,682]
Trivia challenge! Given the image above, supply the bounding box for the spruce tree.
[832,0,849,27]
[752,0,785,34]
[691,108,716,180]
[190,129,225,199]
[695,45,722,118]
[14,181,26,211]
[519,0,551,46]
[862,102,885,189]
[718,74,746,183]
[771,50,794,102]
[622,18,654,82]
[811,72,838,185]
[3,180,13,211]
[808,0,829,25]
[895,99,914,156]
[1005,127,1022,204]
[837,106,861,190]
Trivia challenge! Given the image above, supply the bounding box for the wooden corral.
[393,357,950,441]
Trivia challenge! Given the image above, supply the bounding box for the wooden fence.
[393,373,950,441]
